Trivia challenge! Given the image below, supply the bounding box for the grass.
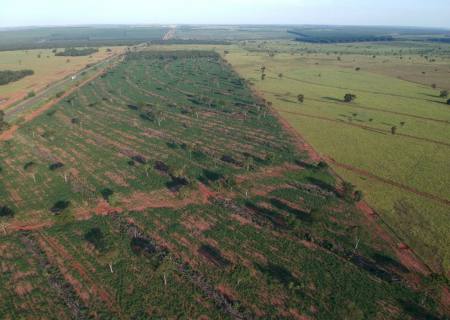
[0,49,447,319]
[223,40,450,272]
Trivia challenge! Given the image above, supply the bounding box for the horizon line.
[1,23,449,31]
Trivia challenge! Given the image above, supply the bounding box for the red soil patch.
[10,221,54,232]
[288,308,311,320]
[441,287,450,315]
[14,282,33,296]
[217,284,238,302]
[182,215,213,233]
[235,163,299,184]
[198,182,217,204]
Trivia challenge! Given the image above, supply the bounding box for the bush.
[354,190,364,202]
[50,200,70,214]
[439,90,448,98]
[344,94,356,103]
[342,181,355,202]
[85,228,107,252]
[0,206,14,218]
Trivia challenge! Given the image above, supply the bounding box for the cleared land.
[0,50,447,319]
[222,40,450,273]
[0,47,124,109]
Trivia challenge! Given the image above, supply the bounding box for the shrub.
[50,200,70,214]
[354,190,364,202]
[85,228,107,252]
[439,90,448,98]
[344,93,356,102]
[342,181,355,202]
[49,162,64,170]
[0,206,14,218]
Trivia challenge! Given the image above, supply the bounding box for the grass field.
[0,49,447,319]
[0,47,125,109]
[223,40,450,273]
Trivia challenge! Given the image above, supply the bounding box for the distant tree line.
[287,30,394,44]
[55,48,98,57]
[0,69,34,86]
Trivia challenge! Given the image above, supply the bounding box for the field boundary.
[266,99,433,274]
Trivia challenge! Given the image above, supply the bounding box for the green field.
[0,50,447,319]
[223,40,450,272]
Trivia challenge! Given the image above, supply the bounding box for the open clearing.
[0,47,125,110]
[0,49,448,319]
[222,40,450,273]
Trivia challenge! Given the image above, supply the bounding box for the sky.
[0,0,449,29]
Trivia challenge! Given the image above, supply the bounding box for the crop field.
[0,47,125,110]
[0,50,448,319]
[223,40,450,273]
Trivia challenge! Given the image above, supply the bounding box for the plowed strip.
[37,232,124,318]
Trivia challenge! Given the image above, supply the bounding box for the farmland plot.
[0,51,448,319]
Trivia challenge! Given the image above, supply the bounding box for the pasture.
[224,40,450,272]
[0,50,447,319]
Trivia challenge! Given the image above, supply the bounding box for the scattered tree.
[440,90,448,98]
[297,94,304,103]
[391,126,397,135]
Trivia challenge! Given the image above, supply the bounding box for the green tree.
[440,90,448,98]
[297,94,304,103]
